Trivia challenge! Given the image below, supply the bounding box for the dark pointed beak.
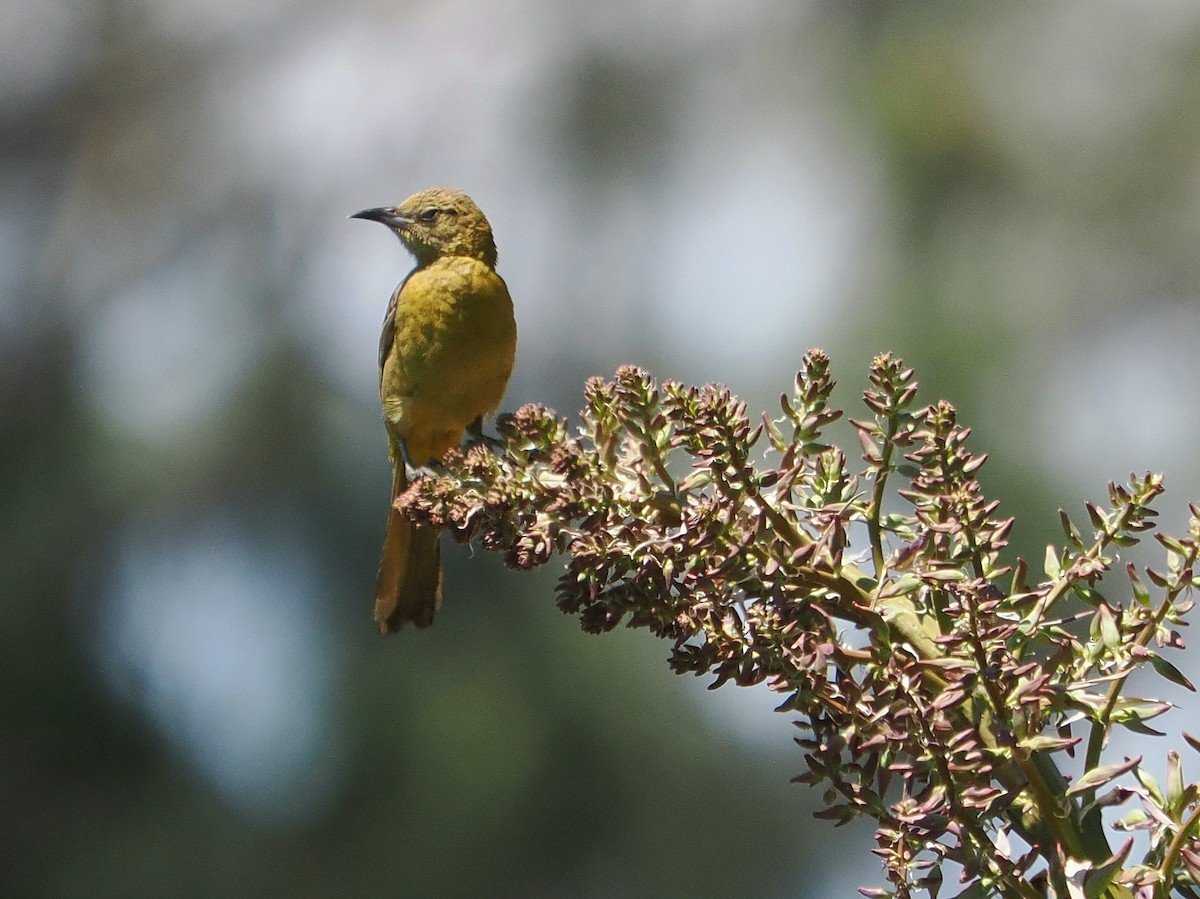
[350,207,411,228]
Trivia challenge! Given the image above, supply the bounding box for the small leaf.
[1011,556,1030,594]
[858,430,882,464]
[1166,750,1184,812]
[1096,603,1121,653]
[1183,847,1200,883]
[1073,583,1102,607]
[1134,765,1164,805]
[1119,718,1166,737]
[1045,544,1061,578]
[1146,566,1171,588]
[1111,698,1173,724]
[1147,652,1195,691]
[1082,786,1135,814]
[920,568,966,583]
[1156,532,1188,556]
[1083,837,1133,899]
[1060,510,1085,549]
[1126,563,1151,608]
[1067,756,1142,796]
[1019,734,1080,753]
[1113,808,1149,831]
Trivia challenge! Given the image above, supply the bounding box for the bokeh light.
[6,2,1200,896]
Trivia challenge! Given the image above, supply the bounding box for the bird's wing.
[378,280,403,388]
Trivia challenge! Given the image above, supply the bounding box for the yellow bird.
[352,188,516,632]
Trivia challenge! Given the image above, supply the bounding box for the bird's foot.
[463,416,504,452]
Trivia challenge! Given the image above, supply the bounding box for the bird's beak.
[350,207,412,228]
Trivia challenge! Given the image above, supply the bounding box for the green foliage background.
[5,2,1200,896]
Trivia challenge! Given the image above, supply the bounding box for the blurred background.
[5,1,1200,896]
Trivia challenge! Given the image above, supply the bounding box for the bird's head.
[351,187,498,268]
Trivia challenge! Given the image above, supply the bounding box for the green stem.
[867,415,898,577]
[1083,560,1196,780]
[1158,801,1200,895]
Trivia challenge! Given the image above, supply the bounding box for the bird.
[351,187,516,632]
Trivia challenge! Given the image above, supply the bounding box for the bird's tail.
[375,462,442,631]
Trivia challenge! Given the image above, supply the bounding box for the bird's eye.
[416,208,439,223]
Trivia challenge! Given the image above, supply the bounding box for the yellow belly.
[380,255,517,464]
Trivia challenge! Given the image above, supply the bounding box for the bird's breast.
[380,256,516,448]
